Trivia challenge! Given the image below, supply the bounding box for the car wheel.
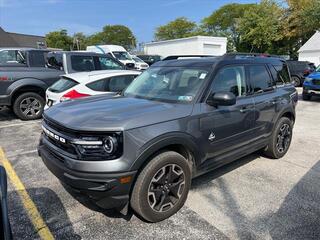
[263,117,293,159]
[302,93,311,101]
[13,92,44,120]
[131,151,191,222]
[292,76,301,87]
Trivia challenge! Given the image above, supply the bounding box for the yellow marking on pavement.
[0,147,54,240]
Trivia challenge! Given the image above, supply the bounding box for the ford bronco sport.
[38,54,298,222]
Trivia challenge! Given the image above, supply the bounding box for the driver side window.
[211,65,247,97]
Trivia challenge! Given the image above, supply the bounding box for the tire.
[302,93,311,101]
[263,117,293,159]
[13,92,44,120]
[131,151,191,222]
[292,76,301,87]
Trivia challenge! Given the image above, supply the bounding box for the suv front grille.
[42,117,123,161]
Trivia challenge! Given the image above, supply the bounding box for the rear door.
[248,64,277,140]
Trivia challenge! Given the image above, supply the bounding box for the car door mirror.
[207,91,236,106]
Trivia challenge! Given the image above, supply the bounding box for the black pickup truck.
[0,48,125,120]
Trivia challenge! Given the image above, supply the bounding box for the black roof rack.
[162,55,216,61]
[223,52,285,60]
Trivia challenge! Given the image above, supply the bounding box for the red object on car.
[60,89,90,101]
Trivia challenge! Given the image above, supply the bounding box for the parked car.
[0,48,125,120]
[0,166,12,240]
[136,54,162,66]
[287,60,315,87]
[302,65,320,100]
[45,70,140,109]
[132,56,149,71]
[86,45,136,69]
[38,54,297,223]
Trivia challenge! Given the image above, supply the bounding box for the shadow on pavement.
[191,151,320,239]
[267,160,320,240]
[8,187,81,239]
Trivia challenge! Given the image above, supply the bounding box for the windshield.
[317,65,320,72]
[124,67,210,103]
[113,51,132,61]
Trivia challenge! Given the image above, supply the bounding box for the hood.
[44,95,193,131]
[308,72,320,79]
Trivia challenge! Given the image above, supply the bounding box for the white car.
[132,56,149,71]
[45,70,140,109]
[86,45,136,69]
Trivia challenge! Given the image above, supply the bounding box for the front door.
[199,65,255,168]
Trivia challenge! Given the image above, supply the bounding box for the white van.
[86,45,136,69]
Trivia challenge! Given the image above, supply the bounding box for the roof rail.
[162,55,216,61]
[223,52,285,60]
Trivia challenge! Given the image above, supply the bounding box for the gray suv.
[38,55,298,222]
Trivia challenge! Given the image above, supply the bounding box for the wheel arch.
[130,133,203,177]
[8,79,47,105]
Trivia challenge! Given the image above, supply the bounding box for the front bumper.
[303,85,320,95]
[38,140,137,210]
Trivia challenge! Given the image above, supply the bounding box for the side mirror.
[207,91,236,106]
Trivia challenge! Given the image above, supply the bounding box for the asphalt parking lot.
[1,88,320,240]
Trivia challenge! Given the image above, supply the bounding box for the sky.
[0,0,258,44]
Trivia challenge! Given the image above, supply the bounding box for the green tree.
[86,25,136,50]
[154,17,198,41]
[201,3,257,51]
[72,32,87,50]
[45,29,72,51]
[238,0,284,53]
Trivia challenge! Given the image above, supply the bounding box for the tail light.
[303,69,311,76]
[60,89,90,102]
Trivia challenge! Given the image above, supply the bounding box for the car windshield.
[317,65,320,72]
[124,67,210,103]
[113,51,132,61]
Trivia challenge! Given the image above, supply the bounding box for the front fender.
[130,132,203,174]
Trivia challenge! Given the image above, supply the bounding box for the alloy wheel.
[147,164,185,212]
[276,123,291,153]
[20,97,42,118]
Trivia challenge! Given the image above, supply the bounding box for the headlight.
[72,132,123,160]
[103,136,118,154]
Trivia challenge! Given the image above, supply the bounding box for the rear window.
[272,64,291,85]
[71,55,94,72]
[28,51,46,67]
[48,77,78,93]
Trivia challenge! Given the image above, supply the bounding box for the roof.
[298,31,320,52]
[0,27,17,47]
[64,70,141,82]
[144,36,228,46]
[153,55,284,68]
[0,27,46,48]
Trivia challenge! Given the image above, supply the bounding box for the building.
[143,36,227,58]
[0,27,46,48]
[298,31,320,66]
